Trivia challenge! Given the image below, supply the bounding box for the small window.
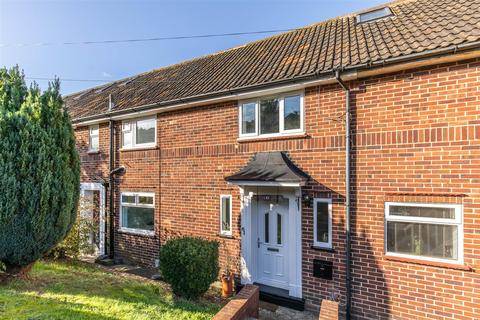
[264,212,269,243]
[385,202,463,263]
[220,195,232,236]
[239,92,303,138]
[120,192,155,234]
[89,125,99,151]
[277,213,282,245]
[313,198,332,249]
[356,7,392,24]
[122,117,156,149]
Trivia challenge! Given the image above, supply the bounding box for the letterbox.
[313,259,333,280]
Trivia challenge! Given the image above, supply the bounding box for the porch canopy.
[225,152,309,187]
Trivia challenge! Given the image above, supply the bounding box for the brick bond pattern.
[75,59,480,319]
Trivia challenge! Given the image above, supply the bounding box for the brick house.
[65,0,480,318]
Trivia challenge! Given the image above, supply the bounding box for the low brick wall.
[213,284,259,320]
[319,299,339,320]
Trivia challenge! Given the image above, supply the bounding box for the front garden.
[0,259,222,320]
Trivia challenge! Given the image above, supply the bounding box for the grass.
[0,260,222,320]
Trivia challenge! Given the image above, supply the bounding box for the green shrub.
[159,237,219,299]
[0,67,80,274]
[50,195,99,259]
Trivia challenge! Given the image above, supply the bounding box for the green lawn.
[0,260,222,320]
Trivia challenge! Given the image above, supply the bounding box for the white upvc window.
[122,116,156,149]
[220,195,232,236]
[89,124,99,152]
[120,192,155,235]
[313,198,332,249]
[385,202,463,264]
[238,92,304,139]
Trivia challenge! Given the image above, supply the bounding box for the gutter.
[334,70,352,320]
[71,40,480,126]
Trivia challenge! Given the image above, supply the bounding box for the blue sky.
[0,0,386,94]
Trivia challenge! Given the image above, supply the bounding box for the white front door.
[256,197,289,289]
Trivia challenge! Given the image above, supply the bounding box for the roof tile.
[65,0,480,120]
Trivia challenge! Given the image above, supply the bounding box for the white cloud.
[102,71,112,78]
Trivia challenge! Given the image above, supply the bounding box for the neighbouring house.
[64,0,480,318]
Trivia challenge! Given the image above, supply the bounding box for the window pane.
[387,221,457,260]
[90,135,99,150]
[90,126,99,135]
[358,8,391,23]
[122,131,132,147]
[121,194,136,204]
[138,195,154,205]
[284,95,301,130]
[264,212,269,243]
[121,206,154,231]
[316,202,329,244]
[390,205,455,219]
[221,197,231,233]
[260,99,279,134]
[136,118,156,145]
[241,103,256,134]
[277,213,282,245]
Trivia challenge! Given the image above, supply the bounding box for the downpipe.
[335,70,352,320]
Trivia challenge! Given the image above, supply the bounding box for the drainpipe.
[335,70,352,320]
[108,94,115,259]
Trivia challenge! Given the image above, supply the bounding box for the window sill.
[311,245,335,253]
[120,146,158,152]
[218,233,235,239]
[237,133,309,143]
[385,255,472,271]
[118,228,155,237]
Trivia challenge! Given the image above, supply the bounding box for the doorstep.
[237,282,306,311]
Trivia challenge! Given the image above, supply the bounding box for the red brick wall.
[212,284,259,320]
[75,58,480,319]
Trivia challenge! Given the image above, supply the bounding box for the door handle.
[257,237,261,248]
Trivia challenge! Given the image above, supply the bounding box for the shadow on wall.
[75,138,110,185]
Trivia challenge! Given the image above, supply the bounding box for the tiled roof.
[65,0,480,121]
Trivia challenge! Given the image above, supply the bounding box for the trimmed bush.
[0,67,80,275]
[159,237,219,299]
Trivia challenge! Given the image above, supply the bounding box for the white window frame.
[313,198,333,249]
[119,191,155,236]
[356,7,392,24]
[121,116,157,149]
[88,124,99,152]
[238,91,304,139]
[385,202,463,264]
[220,195,232,236]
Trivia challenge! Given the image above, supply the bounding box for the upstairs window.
[220,195,232,236]
[356,7,392,24]
[89,125,99,152]
[385,202,463,263]
[122,117,156,149]
[120,192,155,235]
[239,92,303,139]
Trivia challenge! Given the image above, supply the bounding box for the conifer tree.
[0,66,80,275]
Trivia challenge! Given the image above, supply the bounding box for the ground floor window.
[120,192,155,235]
[313,198,332,249]
[385,202,463,263]
[220,195,232,236]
